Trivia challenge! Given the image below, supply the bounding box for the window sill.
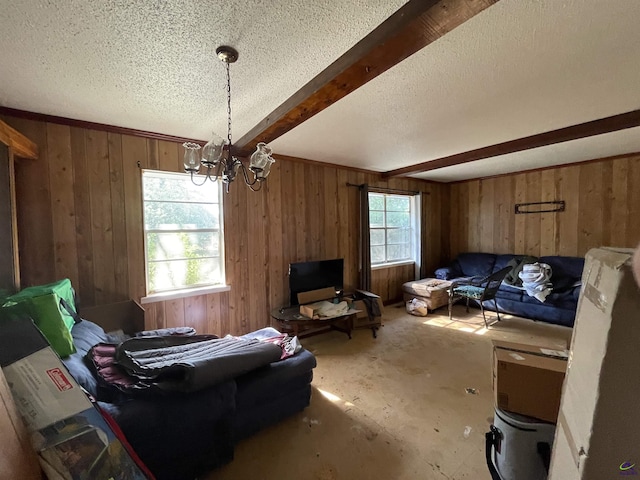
[141,284,231,304]
[371,260,416,271]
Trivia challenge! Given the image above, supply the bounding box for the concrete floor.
[207,304,572,480]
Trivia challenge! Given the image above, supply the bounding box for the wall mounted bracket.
[515,201,565,214]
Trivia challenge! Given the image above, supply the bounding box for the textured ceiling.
[0,0,405,140]
[1,0,639,182]
[271,0,640,180]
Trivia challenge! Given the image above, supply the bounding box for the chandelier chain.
[183,46,274,193]
[226,60,232,148]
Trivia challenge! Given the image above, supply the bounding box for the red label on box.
[46,368,73,392]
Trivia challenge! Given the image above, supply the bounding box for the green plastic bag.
[2,278,80,357]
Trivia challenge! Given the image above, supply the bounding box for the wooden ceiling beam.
[382,109,640,178]
[235,0,499,156]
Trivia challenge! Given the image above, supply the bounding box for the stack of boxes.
[490,247,640,480]
[492,340,568,424]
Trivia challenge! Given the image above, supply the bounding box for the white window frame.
[369,192,419,268]
[141,170,226,298]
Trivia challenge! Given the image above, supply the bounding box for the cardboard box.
[80,299,145,335]
[296,287,337,306]
[549,248,640,479]
[0,366,42,480]
[0,315,149,479]
[353,289,384,317]
[297,287,361,320]
[493,340,568,423]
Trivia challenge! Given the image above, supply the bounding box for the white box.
[549,247,640,479]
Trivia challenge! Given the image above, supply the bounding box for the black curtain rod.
[346,182,423,196]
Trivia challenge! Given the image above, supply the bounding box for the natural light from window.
[369,192,417,266]
[142,170,225,295]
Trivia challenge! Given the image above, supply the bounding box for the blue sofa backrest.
[540,255,585,290]
[493,254,520,273]
[446,252,585,291]
[454,252,497,277]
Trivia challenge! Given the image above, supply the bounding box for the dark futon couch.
[435,252,584,327]
[63,319,317,480]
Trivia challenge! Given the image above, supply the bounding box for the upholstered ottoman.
[402,278,452,310]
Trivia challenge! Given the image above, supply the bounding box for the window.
[369,193,417,266]
[142,170,224,294]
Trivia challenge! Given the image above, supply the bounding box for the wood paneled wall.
[3,115,447,335]
[371,263,415,304]
[448,154,640,259]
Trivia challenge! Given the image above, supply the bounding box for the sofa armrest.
[435,267,459,280]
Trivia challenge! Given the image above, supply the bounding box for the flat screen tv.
[288,258,344,305]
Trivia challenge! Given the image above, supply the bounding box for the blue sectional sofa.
[63,319,317,480]
[435,252,584,327]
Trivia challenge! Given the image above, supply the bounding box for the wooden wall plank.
[626,155,640,248]
[305,163,324,259]
[448,184,460,259]
[323,167,339,261]
[184,294,207,333]
[513,174,527,254]
[293,162,307,262]
[479,179,494,253]
[347,170,364,290]
[108,133,128,302]
[219,290,230,335]
[147,139,160,170]
[266,158,285,310]
[609,157,629,247]
[70,127,95,305]
[466,181,480,251]
[539,169,557,256]
[600,161,614,248]
[86,130,116,303]
[8,117,55,286]
[46,123,79,286]
[493,175,514,254]
[206,292,223,334]
[247,178,268,330]
[279,160,296,304]
[523,171,541,256]
[158,140,179,172]
[143,302,160,331]
[556,166,580,256]
[336,169,351,286]
[164,298,185,328]
[577,162,603,255]
[121,135,146,302]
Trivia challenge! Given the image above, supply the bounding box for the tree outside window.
[142,170,224,294]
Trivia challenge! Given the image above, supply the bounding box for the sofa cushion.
[454,252,497,277]
[520,291,577,310]
[540,256,585,291]
[496,284,524,302]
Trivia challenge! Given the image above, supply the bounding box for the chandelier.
[183,46,275,193]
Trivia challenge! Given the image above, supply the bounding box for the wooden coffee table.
[270,306,356,339]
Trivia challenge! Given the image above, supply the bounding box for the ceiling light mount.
[183,46,274,193]
[216,46,238,64]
